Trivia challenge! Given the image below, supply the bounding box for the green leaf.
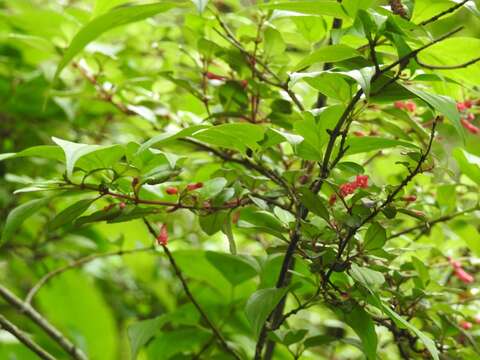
[264,26,286,58]
[299,188,330,221]
[345,136,417,155]
[52,137,121,178]
[222,213,237,255]
[127,316,168,360]
[0,145,65,163]
[199,211,228,236]
[238,208,286,238]
[342,304,377,360]
[55,2,182,78]
[191,124,265,154]
[206,251,258,286]
[456,224,480,257]
[245,287,289,338]
[349,263,385,287]
[197,177,227,199]
[49,198,96,231]
[294,44,361,70]
[364,222,386,251]
[404,86,462,139]
[453,148,480,185]
[138,125,209,154]
[1,197,52,244]
[260,1,348,18]
[374,297,439,360]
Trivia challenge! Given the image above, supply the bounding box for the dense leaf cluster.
[1,0,480,359]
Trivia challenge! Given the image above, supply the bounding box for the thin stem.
[143,219,241,360]
[25,245,155,304]
[0,314,57,360]
[415,55,480,70]
[0,284,88,360]
[419,0,469,26]
[389,206,479,240]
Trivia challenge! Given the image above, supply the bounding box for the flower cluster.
[330,175,369,205]
[457,100,478,134]
[394,100,416,113]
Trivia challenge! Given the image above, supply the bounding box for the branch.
[73,62,135,116]
[415,55,480,70]
[182,138,296,201]
[389,206,479,240]
[325,117,439,281]
[214,14,304,112]
[142,219,241,360]
[25,245,155,304]
[0,314,56,360]
[0,284,88,360]
[419,0,469,26]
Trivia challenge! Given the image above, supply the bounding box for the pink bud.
[460,320,473,330]
[157,224,168,246]
[454,267,474,284]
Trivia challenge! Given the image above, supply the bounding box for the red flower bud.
[454,267,474,284]
[157,224,168,246]
[405,101,416,113]
[464,100,473,109]
[329,194,337,206]
[239,79,248,88]
[119,202,126,209]
[402,195,417,202]
[132,177,139,188]
[186,182,203,191]
[165,187,178,195]
[205,72,226,81]
[460,320,473,330]
[466,113,475,121]
[353,130,365,137]
[394,101,405,110]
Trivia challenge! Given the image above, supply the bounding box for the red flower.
[457,102,467,112]
[460,320,473,330]
[165,187,178,195]
[157,224,168,246]
[394,101,405,110]
[355,175,369,189]
[186,182,203,191]
[119,202,126,209]
[405,101,416,113]
[464,100,473,109]
[454,267,474,284]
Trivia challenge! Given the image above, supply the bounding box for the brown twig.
[0,284,88,360]
[25,245,155,304]
[142,219,241,360]
[0,314,56,360]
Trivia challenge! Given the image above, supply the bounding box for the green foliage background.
[1,0,480,359]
